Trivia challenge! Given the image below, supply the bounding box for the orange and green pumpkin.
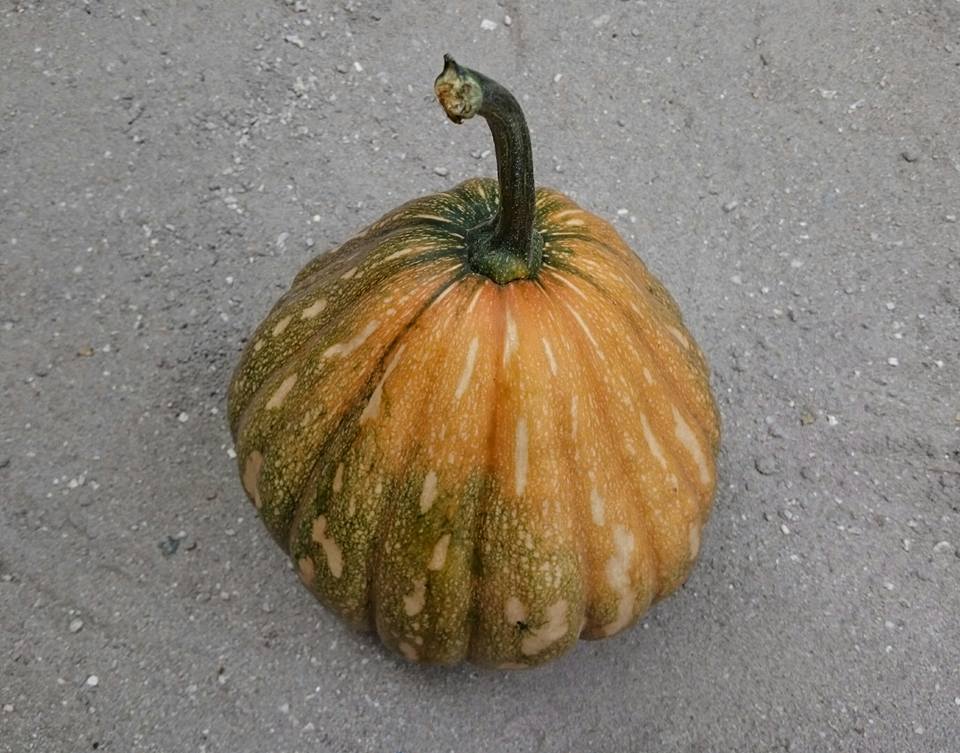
[227,56,720,668]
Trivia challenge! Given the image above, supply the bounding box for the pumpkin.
[227,56,720,668]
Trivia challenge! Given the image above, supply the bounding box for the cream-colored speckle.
[360,344,405,423]
[242,451,263,508]
[564,218,585,227]
[340,265,358,280]
[504,596,527,625]
[374,480,383,495]
[666,324,690,349]
[602,524,637,636]
[410,214,450,224]
[590,486,605,526]
[332,463,345,493]
[311,516,343,578]
[403,577,427,616]
[541,337,558,376]
[642,367,654,385]
[266,374,297,409]
[466,286,484,313]
[301,297,327,319]
[297,556,315,585]
[271,315,292,336]
[570,395,579,436]
[672,406,710,485]
[454,337,479,400]
[398,641,419,661]
[551,208,582,220]
[502,309,519,366]
[689,522,702,559]
[432,281,457,306]
[639,412,668,468]
[323,320,379,358]
[555,274,588,300]
[419,470,439,513]
[253,338,265,352]
[428,533,451,570]
[566,304,602,355]
[520,599,569,656]
[384,247,417,262]
[514,418,528,496]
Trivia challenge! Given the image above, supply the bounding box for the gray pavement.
[1,1,958,751]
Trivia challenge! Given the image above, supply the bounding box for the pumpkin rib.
[288,269,472,553]
[540,263,713,563]
[543,246,719,477]
[537,278,666,613]
[233,257,464,441]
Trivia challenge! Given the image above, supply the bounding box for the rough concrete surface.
[1,1,958,751]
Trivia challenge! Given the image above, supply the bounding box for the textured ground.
[1,1,959,752]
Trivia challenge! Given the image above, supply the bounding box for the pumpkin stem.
[435,55,543,284]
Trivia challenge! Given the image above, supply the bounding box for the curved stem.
[435,55,542,283]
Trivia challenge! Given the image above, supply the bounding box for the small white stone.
[2,704,13,713]
[553,73,563,83]
[480,18,497,31]
[592,14,610,26]
[177,412,189,423]
[780,524,791,535]
[433,166,449,176]
[887,357,899,366]
[933,541,953,554]
[353,61,363,72]
[284,33,304,48]
[85,675,99,687]
[826,414,839,426]
[69,618,84,633]
[226,447,237,459]
[503,14,512,26]
[885,301,896,310]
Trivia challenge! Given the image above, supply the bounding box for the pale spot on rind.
[242,451,263,508]
[454,337,479,400]
[514,418,528,496]
[502,309,519,366]
[297,556,315,585]
[666,324,690,349]
[301,297,327,319]
[266,374,297,409]
[428,533,451,570]
[565,304,603,357]
[323,320,379,358]
[398,641,419,661]
[332,463,345,493]
[689,523,702,559]
[271,315,292,336]
[340,265,358,279]
[541,337,558,376]
[520,599,569,656]
[570,395,579,437]
[504,596,527,625]
[419,470,439,513]
[359,344,405,423]
[466,286,484,313]
[642,367,654,385]
[590,486,605,526]
[554,274,588,300]
[253,338,265,352]
[403,577,427,616]
[639,412,668,469]
[311,516,343,578]
[672,406,711,485]
[602,524,637,636]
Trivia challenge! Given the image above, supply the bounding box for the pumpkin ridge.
[541,266,713,547]
[535,276,668,602]
[544,238,719,461]
[285,270,472,559]
[233,259,463,440]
